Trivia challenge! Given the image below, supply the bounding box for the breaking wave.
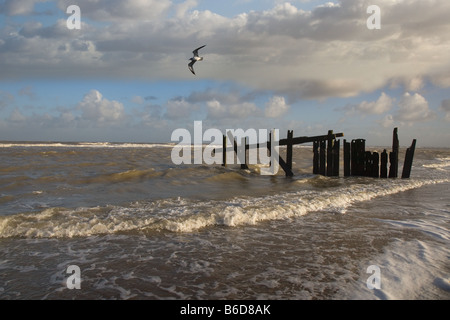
[423,157,450,170]
[1,178,448,239]
[0,142,174,149]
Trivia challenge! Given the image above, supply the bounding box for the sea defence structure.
[215,128,416,179]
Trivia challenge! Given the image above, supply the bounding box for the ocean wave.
[0,178,448,239]
[78,169,163,184]
[423,163,450,169]
[422,157,450,169]
[0,142,175,149]
[346,239,450,300]
[204,171,250,183]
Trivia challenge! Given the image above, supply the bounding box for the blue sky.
[0,0,449,146]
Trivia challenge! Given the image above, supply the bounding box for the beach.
[0,142,449,300]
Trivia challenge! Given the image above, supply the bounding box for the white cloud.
[175,0,198,19]
[264,96,290,118]
[379,114,394,128]
[432,73,450,88]
[77,90,126,124]
[394,92,435,123]
[9,108,26,122]
[59,110,75,124]
[56,0,172,22]
[165,98,197,120]
[1,0,450,101]
[206,99,259,120]
[131,96,144,105]
[19,86,36,99]
[405,76,425,92]
[440,99,450,121]
[0,0,44,16]
[0,90,14,109]
[346,92,393,115]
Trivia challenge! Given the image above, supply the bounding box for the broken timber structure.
[217,128,416,179]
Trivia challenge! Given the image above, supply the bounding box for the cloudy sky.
[0,0,449,146]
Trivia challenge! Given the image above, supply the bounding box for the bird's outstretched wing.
[193,45,206,57]
[188,61,196,75]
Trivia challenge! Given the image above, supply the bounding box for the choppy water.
[0,142,449,300]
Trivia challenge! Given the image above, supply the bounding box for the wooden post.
[287,130,293,172]
[268,131,272,158]
[358,140,366,176]
[389,152,397,178]
[222,135,227,167]
[402,139,416,179]
[389,128,399,178]
[332,139,340,177]
[351,139,366,176]
[232,137,248,170]
[351,140,356,176]
[313,141,319,175]
[279,155,294,177]
[319,140,326,176]
[264,131,293,177]
[233,138,239,167]
[344,140,351,177]
[241,137,249,170]
[380,149,388,178]
[327,130,334,176]
[372,152,380,178]
[364,151,372,177]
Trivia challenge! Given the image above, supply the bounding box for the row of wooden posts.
[313,128,416,179]
[217,128,416,179]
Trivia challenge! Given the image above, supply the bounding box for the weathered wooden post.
[319,140,326,176]
[344,140,351,177]
[402,139,416,179]
[233,136,248,170]
[351,139,366,176]
[241,137,249,170]
[222,135,227,167]
[389,128,399,178]
[268,131,273,159]
[327,130,334,176]
[233,137,239,167]
[313,141,319,174]
[332,139,340,177]
[380,149,388,178]
[287,130,293,172]
[372,152,380,178]
[358,140,366,176]
[364,151,372,176]
[351,140,357,176]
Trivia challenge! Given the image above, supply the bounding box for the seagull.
[188,45,206,75]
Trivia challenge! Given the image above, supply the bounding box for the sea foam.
[1,178,448,239]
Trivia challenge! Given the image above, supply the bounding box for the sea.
[0,141,449,301]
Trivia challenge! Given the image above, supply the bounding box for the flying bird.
[188,45,206,75]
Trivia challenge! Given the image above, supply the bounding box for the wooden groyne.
[217,130,344,177]
[217,127,416,179]
[341,128,416,179]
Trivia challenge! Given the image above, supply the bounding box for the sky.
[0,0,449,146]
